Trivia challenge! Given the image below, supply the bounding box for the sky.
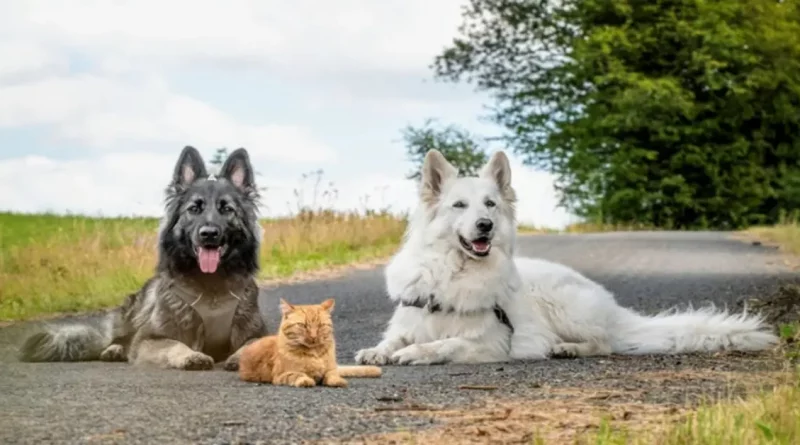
[0,0,575,229]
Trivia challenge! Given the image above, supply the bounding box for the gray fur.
[18,146,268,371]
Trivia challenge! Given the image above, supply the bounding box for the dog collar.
[399,295,514,333]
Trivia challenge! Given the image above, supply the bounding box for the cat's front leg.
[322,369,348,388]
[274,371,315,388]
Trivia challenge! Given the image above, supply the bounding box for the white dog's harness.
[400,295,514,333]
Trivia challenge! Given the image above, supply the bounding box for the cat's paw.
[99,344,126,362]
[355,347,392,366]
[175,352,215,371]
[391,344,444,366]
[293,375,316,388]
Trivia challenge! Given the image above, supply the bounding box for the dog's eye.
[187,203,203,214]
[485,199,496,208]
[452,201,467,209]
[220,205,235,214]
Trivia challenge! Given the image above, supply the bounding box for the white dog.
[355,149,779,365]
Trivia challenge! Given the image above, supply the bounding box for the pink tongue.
[198,247,221,274]
[471,240,490,252]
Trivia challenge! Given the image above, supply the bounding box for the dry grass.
[0,210,406,321]
[745,218,800,256]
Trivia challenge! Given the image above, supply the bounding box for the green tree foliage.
[403,119,489,180]
[434,0,800,228]
[208,147,267,195]
[209,148,229,168]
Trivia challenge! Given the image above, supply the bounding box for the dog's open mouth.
[459,235,492,257]
[196,245,227,274]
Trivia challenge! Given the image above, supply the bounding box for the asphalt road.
[1,232,797,444]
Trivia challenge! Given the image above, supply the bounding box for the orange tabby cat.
[238,298,382,387]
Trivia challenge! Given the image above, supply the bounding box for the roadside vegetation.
[0,209,406,322]
[584,223,800,445]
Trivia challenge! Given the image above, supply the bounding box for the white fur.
[355,150,779,366]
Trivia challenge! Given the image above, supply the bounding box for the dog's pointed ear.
[480,151,516,204]
[172,146,207,189]
[220,148,256,192]
[420,149,458,206]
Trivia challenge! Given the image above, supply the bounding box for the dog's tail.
[17,314,114,362]
[610,305,779,355]
[337,365,382,378]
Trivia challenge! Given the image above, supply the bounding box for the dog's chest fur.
[172,277,246,360]
[190,292,239,356]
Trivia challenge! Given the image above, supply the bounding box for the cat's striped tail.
[337,365,382,378]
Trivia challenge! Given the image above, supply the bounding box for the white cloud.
[0,73,335,163]
[0,40,67,82]
[0,0,465,76]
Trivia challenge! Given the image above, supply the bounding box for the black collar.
[399,294,514,333]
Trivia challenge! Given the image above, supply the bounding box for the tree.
[209,148,229,168]
[434,0,800,228]
[403,119,489,180]
[208,147,268,197]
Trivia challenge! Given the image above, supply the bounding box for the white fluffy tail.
[610,305,779,355]
[18,318,112,362]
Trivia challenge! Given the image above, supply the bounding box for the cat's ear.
[320,298,335,313]
[279,299,295,316]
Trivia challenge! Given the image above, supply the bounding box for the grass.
[0,210,407,321]
[581,221,800,445]
[746,217,800,255]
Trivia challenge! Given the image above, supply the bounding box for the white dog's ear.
[420,149,458,206]
[480,151,516,204]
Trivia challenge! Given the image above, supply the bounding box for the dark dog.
[19,146,267,371]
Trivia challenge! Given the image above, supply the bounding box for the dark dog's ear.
[172,146,207,190]
[220,148,256,192]
[480,151,516,204]
[420,149,458,206]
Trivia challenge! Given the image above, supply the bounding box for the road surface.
[0,232,796,444]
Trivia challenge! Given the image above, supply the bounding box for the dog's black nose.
[199,225,221,242]
[476,218,494,233]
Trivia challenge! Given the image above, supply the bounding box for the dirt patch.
[331,391,686,444]
[323,367,790,445]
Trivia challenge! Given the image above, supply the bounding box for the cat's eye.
[453,201,467,209]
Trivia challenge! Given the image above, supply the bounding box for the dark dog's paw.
[99,344,127,362]
[223,355,240,372]
[178,352,215,371]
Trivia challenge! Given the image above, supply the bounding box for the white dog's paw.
[391,344,445,366]
[551,343,581,359]
[355,347,392,365]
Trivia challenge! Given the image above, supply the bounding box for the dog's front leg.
[129,337,214,371]
[391,337,509,365]
[224,292,268,371]
[355,308,420,365]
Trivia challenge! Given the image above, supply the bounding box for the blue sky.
[0,0,574,228]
